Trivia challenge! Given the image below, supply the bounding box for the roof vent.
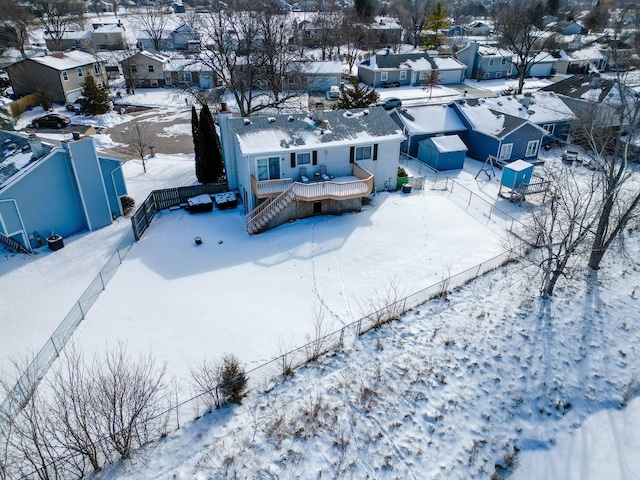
[243,118,251,125]
[345,111,353,117]
[497,101,503,106]
[363,109,369,115]
[267,117,276,123]
[288,115,295,122]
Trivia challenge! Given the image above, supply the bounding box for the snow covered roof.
[133,50,171,64]
[363,52,435,70]
[0,132,54,189]
[472,92,576,124]
[391,105,466,135]
[505,159,533,172]
[556,44,604,62]
[44,31,93,41]
[94,24,125,34]
[371,16,402,30]
[427,134,467,153]
[29,50,102,70]
[227,108,404,155]
[300,61,343,75]
[541,75,633,105]
[453,101,539,138]
[432,57,466,71]
[478,45,514,58]
[165,58,211,71]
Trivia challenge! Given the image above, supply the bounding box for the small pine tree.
[218,354,247,405]
[191,105,202,183]
[81,75,111,115]
[424,2,449,50]
[332,79,379,110]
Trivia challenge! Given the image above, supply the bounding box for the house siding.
[1,151,87,246]
[99,158,127,217]
[65,139,113,230]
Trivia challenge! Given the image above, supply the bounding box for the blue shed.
[417,135,467,171]
[501,159,533,189]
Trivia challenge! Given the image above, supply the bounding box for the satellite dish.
[527,109,536,116]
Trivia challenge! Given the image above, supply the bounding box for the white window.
[76,67,83,77]
[148,64,155,73]
[355,145,372,161]
[496,72,502,78]
[296,152,311,165]
[499,143,513,160]
[543,124,555,135]
[483,72,490,79]
[501,58,507,65]
[62,71,68,81]
[94,63,102,75]
[380,72,388,81]
[526,140,539,157]
[178,71,192,83]
[489,59,495,66]
[399,71,407,80]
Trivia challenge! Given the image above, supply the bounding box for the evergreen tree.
[424,2,448,50]
[198,105,224,184]
[81,75,111,115]
[191,105,202,183]
[332,79,379,110]
[546,0,560,16]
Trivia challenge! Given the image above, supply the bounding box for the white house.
[219,107,405,234]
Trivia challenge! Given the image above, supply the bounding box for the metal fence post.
[99,272,105,290]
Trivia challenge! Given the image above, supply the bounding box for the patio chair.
[300,167,310,183]
[319,165,332,181]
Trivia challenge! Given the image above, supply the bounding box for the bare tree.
[339,14,369,74]
[313,9,344,61]
[493,0,559,94]
[49,348,103,474]
[198,7,308,117]
[121,121,157,173]
[421,69,440,99]
[520,164,601,297]
[582,30,640,270]
[92,343,167,460]
[0,0,34,58]
[389,0,432,49]
[132,1,170,51]
[30,0,85,52]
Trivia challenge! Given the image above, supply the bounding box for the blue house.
[475,92,576,145]
[455,42,515,81]
[388,105,466,157]
[0,131,128,252]
[450,99,547,163]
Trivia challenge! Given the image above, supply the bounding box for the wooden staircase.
[0,233,30,254]
[246,184,296,234]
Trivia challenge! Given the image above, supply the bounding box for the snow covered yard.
[97,230,640,480]
[69,187,505,393]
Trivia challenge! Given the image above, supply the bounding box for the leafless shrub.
[305,305,333,362]
[359,278,406,332]
[191,354,247,412]
[622,373,639,406]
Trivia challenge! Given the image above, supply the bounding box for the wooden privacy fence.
[9,93,41,119]
[131,183,228,240]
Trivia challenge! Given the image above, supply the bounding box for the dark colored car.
[379,97,402,110]
[65,97,87,111]
[32,113,71,129]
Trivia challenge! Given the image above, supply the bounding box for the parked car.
[327,85,341,100]
[378,97,402,110]
[65,97,87,112]
[32,113,71,129]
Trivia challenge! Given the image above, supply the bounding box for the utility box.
[501,160,533,190]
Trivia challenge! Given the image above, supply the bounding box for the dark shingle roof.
[540,75,616,103]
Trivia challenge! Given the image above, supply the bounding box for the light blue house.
[0,131,128,252]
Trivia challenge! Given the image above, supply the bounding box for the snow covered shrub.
[219,354,247,405]
[120,195,135,217]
